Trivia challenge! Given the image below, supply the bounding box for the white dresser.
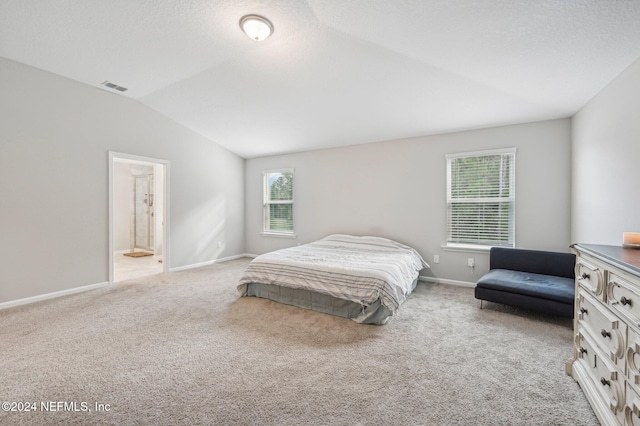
[569,244,640,425]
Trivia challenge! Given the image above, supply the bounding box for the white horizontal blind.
[446,149,515,247]
[263,169,294,233]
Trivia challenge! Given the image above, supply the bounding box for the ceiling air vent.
[101,81,128,92]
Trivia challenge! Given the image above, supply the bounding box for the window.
[263,169,294,235]
[446,148,515,248]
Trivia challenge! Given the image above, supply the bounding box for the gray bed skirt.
[239,279,418,325]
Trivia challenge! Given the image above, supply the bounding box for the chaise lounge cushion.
[476,269,574,305]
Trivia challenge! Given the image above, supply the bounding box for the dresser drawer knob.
[580,308,588,315]
[581,272,591,280]
[621,296,633,306]
[579,347,588,356]
[600,377,611,387]
[601,329,611,338]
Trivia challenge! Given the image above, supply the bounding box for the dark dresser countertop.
[571,243,640,277]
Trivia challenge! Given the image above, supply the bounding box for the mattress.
[237,234,428,324]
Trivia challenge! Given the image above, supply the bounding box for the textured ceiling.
[1,0,640,158]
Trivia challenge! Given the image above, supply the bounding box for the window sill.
[441,243,493,253]
[260,232,297,239]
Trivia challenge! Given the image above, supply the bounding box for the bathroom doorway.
[109,152,170,283]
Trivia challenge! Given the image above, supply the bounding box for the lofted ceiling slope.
[1,0,640,158]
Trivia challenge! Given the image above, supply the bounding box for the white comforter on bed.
[237,234,428,313]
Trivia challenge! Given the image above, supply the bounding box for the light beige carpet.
[0,258,597,425]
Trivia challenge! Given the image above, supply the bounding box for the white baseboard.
[0,281,110,311]
[419,276,476,288]
[169,254,254,272]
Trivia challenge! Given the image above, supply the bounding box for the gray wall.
[0,57,245,304]
[572,58,640,245]
[245,118,572,283]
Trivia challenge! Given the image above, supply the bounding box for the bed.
[237,234,428,324]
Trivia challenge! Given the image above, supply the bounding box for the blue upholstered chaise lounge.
[475,247,576,318]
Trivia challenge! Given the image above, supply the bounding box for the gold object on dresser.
[568,244,640,425]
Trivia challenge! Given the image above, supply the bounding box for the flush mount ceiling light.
[239,14,274,41]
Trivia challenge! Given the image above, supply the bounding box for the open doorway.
[109,152,170,283]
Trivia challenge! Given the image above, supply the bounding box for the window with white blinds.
[263,169,294,234]
[446,148,515,248]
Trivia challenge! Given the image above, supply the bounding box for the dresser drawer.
[626,383,640,426]
[576,259,605,299]
[608,273,640,327]
[627,329,640,392]
[578,290,626,369]
[576,329,625,420]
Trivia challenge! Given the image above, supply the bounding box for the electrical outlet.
[433,255,440,264]
[467,258,475,268]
